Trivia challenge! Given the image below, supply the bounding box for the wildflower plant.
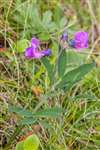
[10,30,95,120]
[1,1,99,149]
[9,29,96,149]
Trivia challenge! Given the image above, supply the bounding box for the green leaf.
[16,141,24,150]
[58,50,67,77]
[42,10,52,27]
[54,6,62,25]
[39,33,50,41]
[19,118,37,125]
[9,105,33,117]
[66,50,86,66]
[59,17,67,29]
[30,6,42,30]
[40,121,53,129]
[9,105,63,119]
[47,22,57,32]
[58,50,86,78]
[74,91,97,100]
[24,134,40,150]
[94,140,100,146]
[41,57,54,83]
[34,107,63,118]
[56,62,95,89]
[16,39,28,53]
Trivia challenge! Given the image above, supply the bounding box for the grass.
[0,0,100,150]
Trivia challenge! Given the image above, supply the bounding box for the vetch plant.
[1,1,99,149]
[9,31,95,126]
[9,31,96,150]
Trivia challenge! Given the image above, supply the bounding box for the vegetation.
[0,0,100,149]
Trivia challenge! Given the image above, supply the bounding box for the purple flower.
[68,39,75,48]
[25,37,51,59]
[61,32,68,42]
[69,31,88,51]
[41,49,51,56]
[31,37,40,48]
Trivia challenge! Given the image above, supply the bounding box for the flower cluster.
[61,31,88,51]
[25,37,51,59]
